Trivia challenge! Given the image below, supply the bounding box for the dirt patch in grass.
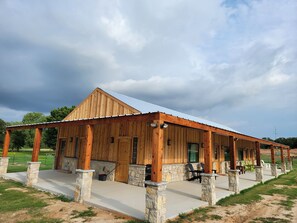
[0,179,134,223]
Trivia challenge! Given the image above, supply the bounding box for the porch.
[3,167,284,220]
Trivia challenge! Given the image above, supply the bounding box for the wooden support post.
[32,128,42,162]
[203,131,213,174]
[255,141,261,166]
[229,136,237,170]
[2,130,11,157]
[270,145,275,164]
[151,119,164,182]
[287,148,291,161]
[280,147,284,163]
[81,125,93,170]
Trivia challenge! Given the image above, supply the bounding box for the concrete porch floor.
[3,167,284,220]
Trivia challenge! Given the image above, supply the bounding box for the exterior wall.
[162,164,187,182]
[61,158,116,181]
[57,121,257,179]
[90,160,116,181]
[128,165,146,187]
[62,157,78,173]
[128,163,194,187]
[64,88,139,121]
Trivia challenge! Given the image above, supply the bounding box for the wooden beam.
[32,128,42,162]
[159,113,289,149]
[6,111,289,149]
[81,125,94,170]
[229,136,237,170]
[6,113,159,131]
[2,130,11,157]
[287,148,291,161]
[203,131,213,174]
[270,145,275,164]
[151,117,164,182]
[255,141,261,166]
[280,147,284,163]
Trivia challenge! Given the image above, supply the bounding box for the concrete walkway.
[3,167,284,220]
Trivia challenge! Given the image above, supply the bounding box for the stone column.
[255,166,263,182]
[145,181,167,223]
[74,169,95,203]
[0,157,9,176]
[228,170,240,194]
[281,162,286,173]
[288,161,293,170]
[271,164,278,177]
[201,173,216,206]
[26,162,41,186]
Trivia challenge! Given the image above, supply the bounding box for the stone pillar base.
[145,181,167,223]
[255,166,263,182]
[74,169,95,203]
[271,164,278,177]
[288,161,293,170]
[0,157,9,176]
[201,173,217,206]
[228,170,240,194]
[281,163,286,173]
[26,162,41,186]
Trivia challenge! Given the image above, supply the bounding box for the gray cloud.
[0,0,296,138]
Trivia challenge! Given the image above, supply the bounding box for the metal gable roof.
[103,88,239,133]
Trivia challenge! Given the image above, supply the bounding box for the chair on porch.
[186,163,202,183]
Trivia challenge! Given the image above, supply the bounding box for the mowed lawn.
[0,148,55,173]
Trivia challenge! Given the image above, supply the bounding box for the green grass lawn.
[168,162,297,223]
[0,179,63,223]
[0,148,55,173]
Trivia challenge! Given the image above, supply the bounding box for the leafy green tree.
[22,112,46,148]
[11,130,26,151]
[44,106,75,150]
[0,118,6,148]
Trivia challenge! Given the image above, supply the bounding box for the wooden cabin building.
[55,88,258,187]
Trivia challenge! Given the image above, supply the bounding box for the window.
[188,143,199,163]
[131,137,138,164]
[74,137,79,158]
[224,146,230,161]
[238,148,244,160]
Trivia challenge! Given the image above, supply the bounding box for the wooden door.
[55,139,66,170]
[115,138,131,183]
[213,144,221,173]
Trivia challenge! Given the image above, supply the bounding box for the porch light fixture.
[110,137,115,143]
[150,122,158,128]
[167,139,171,146]
[161,123,168,129]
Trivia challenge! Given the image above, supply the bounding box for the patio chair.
[186,163,202,183]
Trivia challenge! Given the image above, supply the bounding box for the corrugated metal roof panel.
[103,88,239,133]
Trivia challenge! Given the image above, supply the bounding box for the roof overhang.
[6,112,289,149]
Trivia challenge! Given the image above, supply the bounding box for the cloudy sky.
[0,0,296,139]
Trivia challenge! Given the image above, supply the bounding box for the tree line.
[262,137,297,149]
[0,106,75,151]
